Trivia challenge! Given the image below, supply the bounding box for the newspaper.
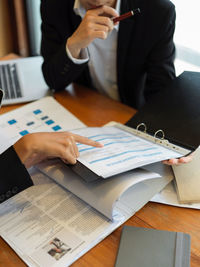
[0,166,170,267]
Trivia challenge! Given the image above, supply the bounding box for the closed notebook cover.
[126,71,200,151]
[172,146,200,203]
[115,226,191,267]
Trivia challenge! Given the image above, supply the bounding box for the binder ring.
[136,123,147,134]
[154,129,165,141]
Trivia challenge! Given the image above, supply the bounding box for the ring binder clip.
[136,123,147,134]
[154,129,165,142]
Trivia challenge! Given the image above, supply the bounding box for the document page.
[144,162,200,209]
[0,96,85,147]
[71,126,183,178]
[0,166,170,267]
[0,171,122,267]
[151,182,200,209]
[0,132,12,153]
[37,159,161,220]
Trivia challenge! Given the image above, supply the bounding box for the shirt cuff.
[66,45,89,64]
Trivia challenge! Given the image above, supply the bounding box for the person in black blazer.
[41,0,176,109]
[0,132,102,204]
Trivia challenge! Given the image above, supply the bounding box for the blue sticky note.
[52,125,61,131]
[33,109,42,115]
[19,130,29,136]
[8,119,17,125]
[46,119,54,125]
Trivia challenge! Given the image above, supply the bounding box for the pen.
[113,8,141,23]
[89,6,141,23]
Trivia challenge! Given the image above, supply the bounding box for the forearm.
[41,41,88,90]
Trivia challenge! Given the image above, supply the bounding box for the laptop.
[0,56,50,105]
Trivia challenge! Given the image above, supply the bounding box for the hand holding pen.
[66,5,140,59]
[67,5,118,59]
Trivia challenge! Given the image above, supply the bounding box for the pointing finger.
[72,133,104,148]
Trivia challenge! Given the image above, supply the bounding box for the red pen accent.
[113,8,140,23]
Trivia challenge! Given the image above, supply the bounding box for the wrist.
[66,38,81,59]
[13,134,37,168]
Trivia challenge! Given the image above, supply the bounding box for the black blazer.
[41,0,176,109]
[0,146,33,203]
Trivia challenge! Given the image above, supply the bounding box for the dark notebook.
[126,71,200,151]
[115,226,191,267]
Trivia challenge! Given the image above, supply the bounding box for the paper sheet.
[0,96,85,146]
[0,132,13,153]
[71,126,182,178]
[0,172,119,267]
[151,181,200,209]
[172,146,200,203]
[0,165,171,267]
[143,162,200,209]
[37,159,161,220]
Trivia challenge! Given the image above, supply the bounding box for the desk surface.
[0,55,200,267]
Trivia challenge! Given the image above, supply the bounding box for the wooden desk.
[0,55,200,267]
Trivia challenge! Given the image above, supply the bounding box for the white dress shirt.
[66,0,121,101]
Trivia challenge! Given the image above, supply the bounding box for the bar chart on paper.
[0,97,85,147]
[71,126,184,179]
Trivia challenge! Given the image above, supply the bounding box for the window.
[171,0,200,75]
[26,0,41,55]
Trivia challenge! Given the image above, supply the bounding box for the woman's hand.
[66,5,118,58]
[14,132,103,168]
[163,153,194,166]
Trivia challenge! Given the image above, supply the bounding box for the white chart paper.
[71,127,183,178]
